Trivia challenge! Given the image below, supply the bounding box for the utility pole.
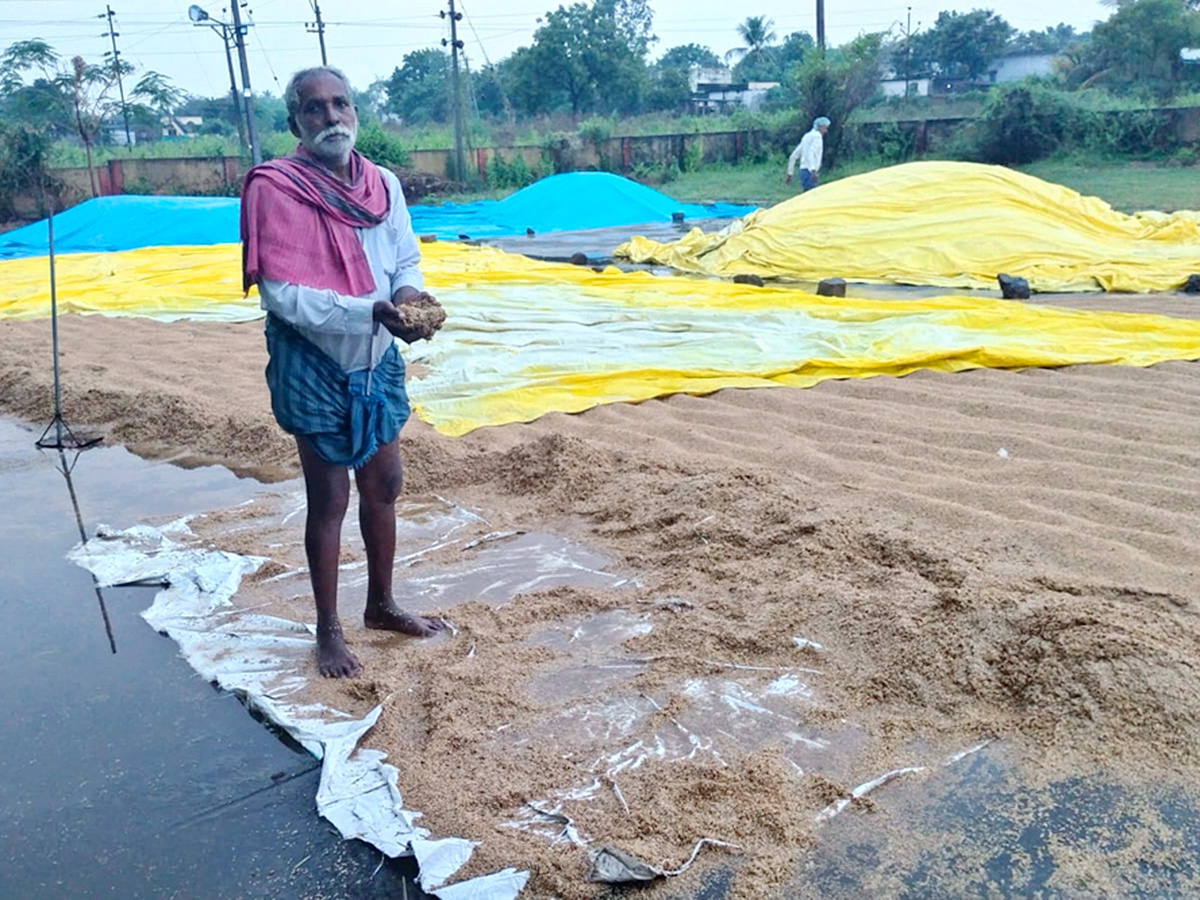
[221,24,248,153]
[100,5,132,147]
[229,0,261,165]
[306,1,328,65]
[816,0,826,54]
[441,0,466,182]
[904,7,911,95]
[901,7,920,98]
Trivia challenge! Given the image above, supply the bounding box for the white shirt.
[787,129,824,176]
[257,166,424,373]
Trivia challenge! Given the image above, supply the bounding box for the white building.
[688,65,779,113]
[984,53,1055,84]
[880,78,931,98]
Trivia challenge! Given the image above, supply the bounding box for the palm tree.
[726,16,777,65]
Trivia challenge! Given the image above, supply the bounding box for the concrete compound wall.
[29,130,759,207]
[15,108,1199,215]
[17,156,239,217]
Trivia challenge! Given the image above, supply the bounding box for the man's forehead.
[297,73,349,103]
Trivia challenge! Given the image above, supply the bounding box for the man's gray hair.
[284,66,354,116]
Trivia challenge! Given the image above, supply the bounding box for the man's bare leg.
[296,437,360,677]
[355,437,445,637]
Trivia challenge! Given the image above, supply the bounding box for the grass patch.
[1017,159,1200,211]
[669,157,1200,212]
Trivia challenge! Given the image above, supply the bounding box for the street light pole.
[816,0,826,54]
[228,1,261,165]
[189,5,253,160]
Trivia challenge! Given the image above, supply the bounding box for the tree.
[0,123,59,219]
[778,31,816,71]
[910,9,1015,79]
[1009,24,1079,55]
[1061,0,1200,98]
[65,55,132,194]
[509,3,648,116]
[384,48,451,124]
[472,63,515,122]
[657,43,720,71]
[0,39,71,134]
[130,70,187,134]
[2,41,133,195]
[596,0,657,57]
[789,33,884,165]
[727,15,777,66]
[2,39,182,194]
[645,66,691,111]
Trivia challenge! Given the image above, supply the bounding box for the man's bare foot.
[317,620,362,678]
[364,599,446,637]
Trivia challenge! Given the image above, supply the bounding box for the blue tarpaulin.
[0,172,757,258]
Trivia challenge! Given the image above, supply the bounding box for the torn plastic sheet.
[68,519,528,899]
[505,636,995,885]
[813,739,997,824]
[586,839,741,884]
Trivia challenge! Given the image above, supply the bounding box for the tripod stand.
[34,179,101,451]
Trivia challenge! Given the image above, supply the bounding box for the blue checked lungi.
[264,313,410,468]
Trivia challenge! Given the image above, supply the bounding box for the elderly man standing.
[241,66,445,678]
[785,116,831,192]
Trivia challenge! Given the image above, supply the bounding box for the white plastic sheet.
[69,519,527,899]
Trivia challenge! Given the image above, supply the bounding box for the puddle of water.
[0,417,422,897]
[191,488,635,625]
[799,744,1200,897]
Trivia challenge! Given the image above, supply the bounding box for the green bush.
[973,84,1073,164]
[0,125,60,219]
[1068,108,1172,159]
[121,176,156,195]
[486,152,538,189]
[353,122,411,168]
[578,117,614,144]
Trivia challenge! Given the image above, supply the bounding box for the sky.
[0,0,1114,99]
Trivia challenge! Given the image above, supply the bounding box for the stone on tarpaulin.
[733,273,765,287]
[998,273,1031,299]
[817,278,847,297]
[1183,274,1200,294]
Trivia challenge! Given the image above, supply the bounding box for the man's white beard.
[304,123,357,165]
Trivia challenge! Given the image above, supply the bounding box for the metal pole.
[308,1,328,65]
[46,190,63,448]
[221,24,248,154]
[229,1,261,165]
[447,0,466,181]
[816,0,826,54]
[905,7,912,96]
[102,5,132,147]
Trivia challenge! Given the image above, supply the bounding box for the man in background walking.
[785,116,831,192]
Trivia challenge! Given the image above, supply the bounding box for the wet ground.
[5,211,1200,896]
[0,417,430,899]
[5,406,1200,898]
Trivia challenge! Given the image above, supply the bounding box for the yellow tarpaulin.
[3,240,1200,436]
[615,161,1200,293]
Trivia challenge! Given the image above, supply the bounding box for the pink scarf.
[241,144,390,296]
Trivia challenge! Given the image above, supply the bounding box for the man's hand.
[373,294,446,344]
[784,174,792,185]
